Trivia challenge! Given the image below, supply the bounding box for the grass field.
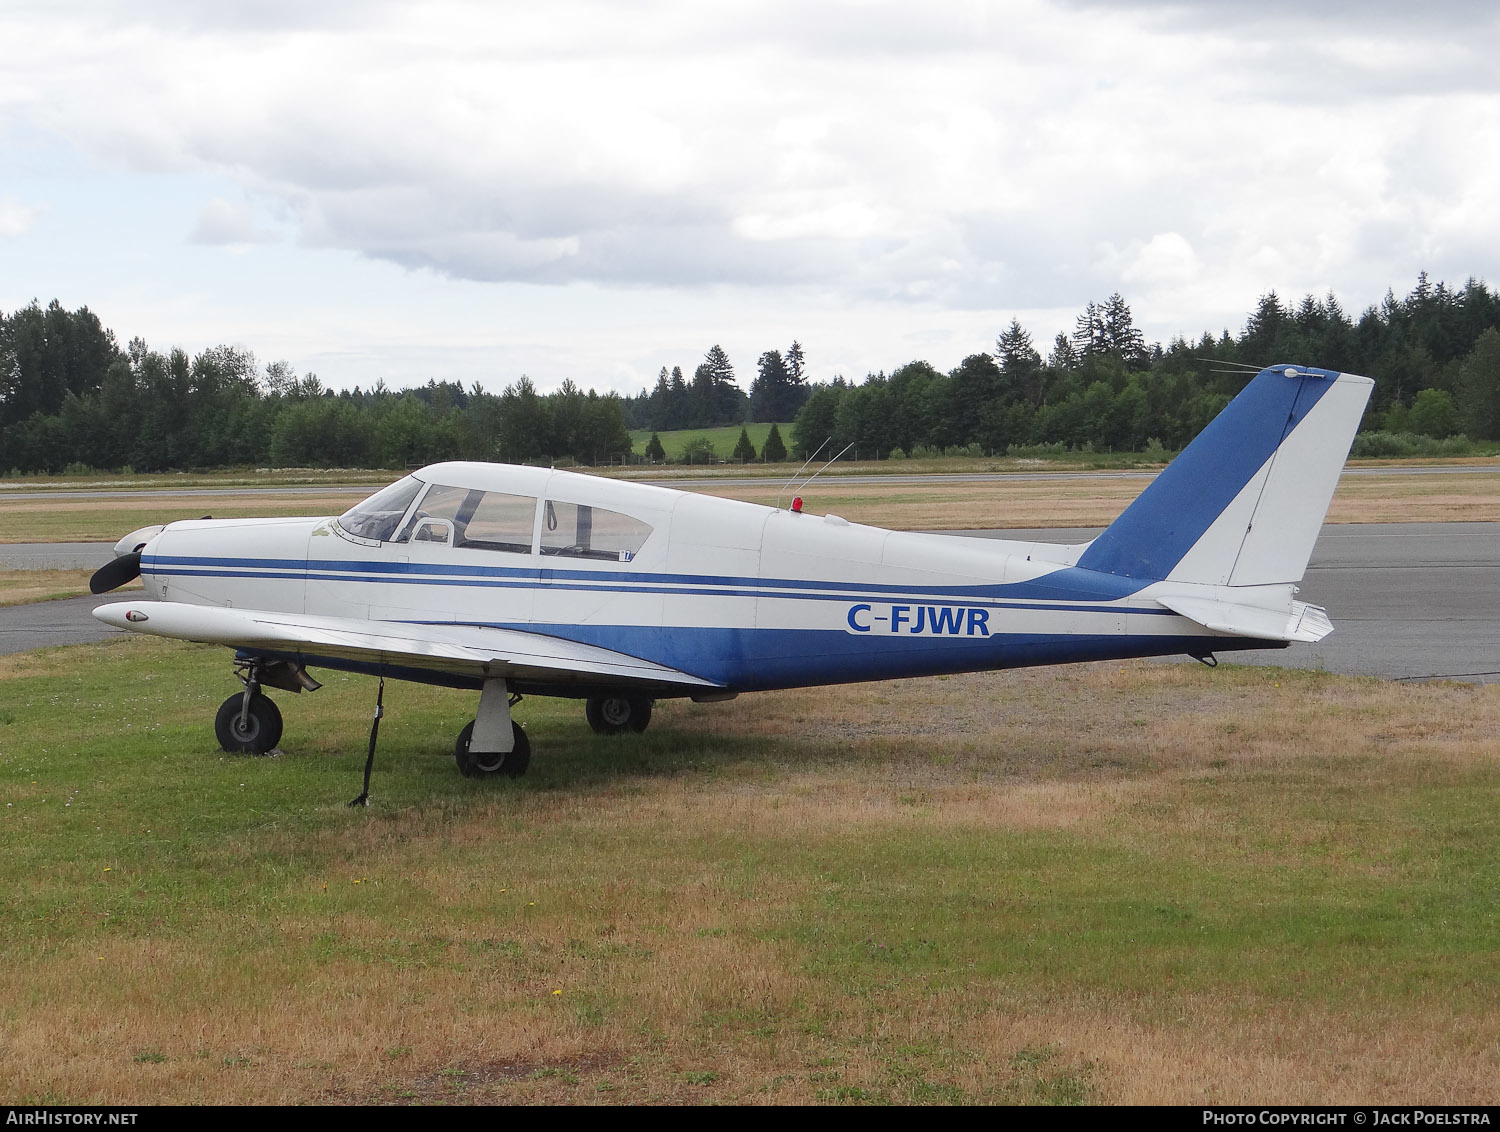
[626,422,792,463]
[2,638,1500,1104]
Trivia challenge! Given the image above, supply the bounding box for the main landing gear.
[453,677,532,778]
[585,692,653,735]
[455,719,531,778]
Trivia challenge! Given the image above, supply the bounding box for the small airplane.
[90,363,1372,793]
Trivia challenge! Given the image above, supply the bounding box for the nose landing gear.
[214,689,282,754]
[214,658,319,754]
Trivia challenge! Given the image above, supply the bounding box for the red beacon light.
[791,496,803,513]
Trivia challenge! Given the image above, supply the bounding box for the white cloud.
[0,196,39,237]
[1101,232,1200,287]
[189,197,275,245]
[2,0,1499,389]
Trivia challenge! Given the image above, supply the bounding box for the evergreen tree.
[667,365,689,429]
[996,319,1040,375]
[763,422,788,462]
[996,319,1044,405]
[1241,291,1291,366]
[1048,332,1081,372]
[787,340,805,383]
[1460,328,1500,440]
[1100,293,1148,367]
[648,366,671,429]
[751,347,806,422]
[497,376,549,462]
[1072,300,1105,358]
[692,344,745,425]
[645,431,666,463]
[784,339,809,418]
[732,427,757,462]
[750,349,786,421]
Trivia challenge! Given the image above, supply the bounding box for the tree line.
[4,273,1500,474]
[0,309,639,473]
[621,341,811,431]
[791,277,1500,460]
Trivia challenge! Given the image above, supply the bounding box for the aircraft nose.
[91,524,167,594]
[90,549,143,594]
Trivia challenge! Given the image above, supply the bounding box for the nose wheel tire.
[215,692,283,754]
[454,720,531,778]
[586,693,653,735]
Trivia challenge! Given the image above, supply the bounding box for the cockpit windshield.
[336,476,423,542]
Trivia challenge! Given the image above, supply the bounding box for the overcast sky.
[2,0,1497,394]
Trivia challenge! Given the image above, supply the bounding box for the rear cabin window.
[397,485,537,554]
[460,491,536,553]
[540,501,652,562]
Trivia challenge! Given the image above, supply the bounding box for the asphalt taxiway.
[1,523,1496,682]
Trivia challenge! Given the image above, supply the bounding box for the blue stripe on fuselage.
[141,553,1152,605]
[255,625,1274,694]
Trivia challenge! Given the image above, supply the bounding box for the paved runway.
[0,542,114,569]
[2,523,1496,682]
[953,523,1500,683]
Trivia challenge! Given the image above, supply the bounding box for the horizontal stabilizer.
[1155,593,1334,643]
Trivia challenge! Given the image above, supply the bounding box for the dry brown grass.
[6,658,1500,1104]
[0,568,141,605]
[699,469,1500,529]
[4,468,1500,543]
[1327,471,1500,523]
[0,492,366,543]
[699,477,1150,530]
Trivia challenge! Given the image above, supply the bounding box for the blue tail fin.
[1076,364,1373,586]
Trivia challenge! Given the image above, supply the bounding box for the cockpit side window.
[396,483,472,543]
[540,501,652,562]
[336,476,423,542]
[396,484,537,554]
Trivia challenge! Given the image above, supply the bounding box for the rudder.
[1076,364,1373,586]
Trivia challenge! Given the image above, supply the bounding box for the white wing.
[93,601,720,689]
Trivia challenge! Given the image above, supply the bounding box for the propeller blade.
[90,551,142,595]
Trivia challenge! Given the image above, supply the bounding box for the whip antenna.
[776,437,829,511]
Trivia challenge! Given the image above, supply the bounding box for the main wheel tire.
[454,720,531,778]
[585,693,653,735]
[214,692,283,754]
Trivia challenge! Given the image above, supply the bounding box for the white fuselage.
[133,463,1256,694]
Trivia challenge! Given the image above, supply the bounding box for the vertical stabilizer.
[1076,364,1373,586]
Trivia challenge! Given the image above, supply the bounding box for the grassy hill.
[627,422,793,463]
